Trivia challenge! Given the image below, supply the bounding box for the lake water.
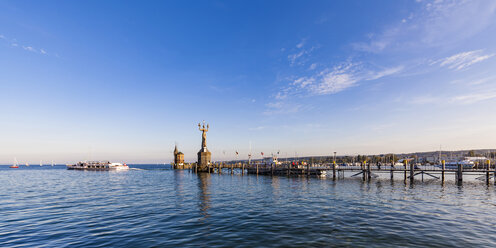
[1,165,496,247]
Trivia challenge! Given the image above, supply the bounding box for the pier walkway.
[187,161,496,185]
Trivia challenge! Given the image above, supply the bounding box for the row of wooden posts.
[187,159,496,185]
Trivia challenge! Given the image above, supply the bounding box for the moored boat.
[437,160,475,169]
[66,161,129,171]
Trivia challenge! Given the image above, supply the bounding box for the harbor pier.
[188,160,496,185]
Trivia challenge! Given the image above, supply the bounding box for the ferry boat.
[66,161,129,171]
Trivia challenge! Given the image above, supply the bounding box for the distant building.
[174,145,184,166]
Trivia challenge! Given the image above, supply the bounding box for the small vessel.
[25,162,30,167]
[438,160,475,169]
[66,161,129,171]
[10,158,19,168]
[51,160,54,167]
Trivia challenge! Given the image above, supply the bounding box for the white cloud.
[273,61,403,104]
[287,40,317,66]
[464,76,496,86]
[450,92,496,104]
[310,63,358,95]
[368,66,404,80]
[263,101,301,115]
[436,50,494,71]
[353,0,496,53]
[0,34,50,55]
[410,91,496,105]
[23,46,36,52]
[288,50,305,65]
[296,39,306,49]
[309,63,317,70]
[309,63,402,96]
[292,77,315,89]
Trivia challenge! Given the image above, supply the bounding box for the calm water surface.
[1,165,496,247]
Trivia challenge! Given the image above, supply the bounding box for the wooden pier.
[187,160,496,185]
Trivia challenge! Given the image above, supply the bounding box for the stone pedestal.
[197,147,212,172]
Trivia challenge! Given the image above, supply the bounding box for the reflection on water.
[197,173,211,220]
[1,165,496,247]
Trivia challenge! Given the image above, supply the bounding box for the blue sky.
[1,0,496,163]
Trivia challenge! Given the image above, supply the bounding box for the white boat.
[66,161,129,171]
[25,162,29,167]
[438,160,475,169]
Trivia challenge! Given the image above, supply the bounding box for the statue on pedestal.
[198,122,209,149]
[197,121,212,172]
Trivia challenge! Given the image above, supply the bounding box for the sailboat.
[10,158,19,168]
[40,160,42,167]
[51,160,54,167]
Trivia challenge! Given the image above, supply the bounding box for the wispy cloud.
[435,50,494,71]
[296,39,306,49]
[367,66,404,80]
[451,92,496,104]
[0,34,49,55]
[410,91,496,105]
[353,0,496,53]
[277,62,403,98]
[287,39,317,66]
[249,126,266,131]
[310,63,359,95]
[23,46,36,52]
[288,50,305,66]
[270,0,496,115]
[263,101,302,115]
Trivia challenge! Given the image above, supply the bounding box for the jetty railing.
[190,160,496,185]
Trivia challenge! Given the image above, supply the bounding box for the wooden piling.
[408,160,414,183]
[494,160,496,185]
[486,160,490,184]
[403,161,407,182]
[256,163,259,175]
[441,160,445,182]
[390,162,394,180]
[367,162,371,180]
[332,161,336,180]
[457,163,463,184]
[362,162,366,181]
